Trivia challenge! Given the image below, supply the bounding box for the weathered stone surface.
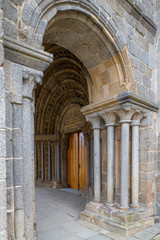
[10,0,24,6]
[0,0,160,239]
[3,0,17,22]
[3,18,17,38]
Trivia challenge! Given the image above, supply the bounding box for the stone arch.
[20,0,136,102]
[35,44,89,135]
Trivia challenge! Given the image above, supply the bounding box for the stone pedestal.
[81,203,154,239]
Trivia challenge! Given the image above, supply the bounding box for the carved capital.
[22,69,42,100]
[116,105,137,122]
[82,122,92,142]
[86,113,103,129]
[99,111,117,126]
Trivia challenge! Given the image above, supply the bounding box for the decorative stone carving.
[99,111,117,126]
[86,113,103,129]
[22,70,42,100]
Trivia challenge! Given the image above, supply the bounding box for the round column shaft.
[120,120,131,210]
[93,128,101,202]
[106,124,115,205]
[131,120,140,208]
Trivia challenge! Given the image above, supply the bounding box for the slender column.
[99,111,116,205]
[83,133,90,186]
[41,141,44,180]
[106,123,115,205]
[22,71,42,239]
[90,134,94,186]
[48,142,51,181]
[61,134,69,186]
[53,134,61,187]
[86,115,102,202]
[56,143,60,181]
[94,128,101,202]
[86,139,90,186]
[131,120,140,208]
[120,120,131,210]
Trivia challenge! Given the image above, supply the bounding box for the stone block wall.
[0,0,160,239]
[0,2,7,240]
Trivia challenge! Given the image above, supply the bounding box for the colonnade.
[87,107,145,210]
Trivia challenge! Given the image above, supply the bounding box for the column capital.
[82,122,92,142]
[22,68,43,100]
[116,106,136,122]
[99,111,117,127]
[86,113,103,129]
[116,105,146,123]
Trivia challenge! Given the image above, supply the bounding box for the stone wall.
[0,2,7,239]
[0,0,160,239]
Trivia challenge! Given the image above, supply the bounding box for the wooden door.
[67,132,87,190]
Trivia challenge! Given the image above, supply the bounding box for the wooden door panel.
[67,133,79,189]
[79,132,87,191]
[67,132,87,191]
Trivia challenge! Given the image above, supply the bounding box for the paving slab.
[35,187,160,240]
[133,230,155,240]
[86,235,112,240]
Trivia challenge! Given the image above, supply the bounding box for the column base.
[80,202,154,239]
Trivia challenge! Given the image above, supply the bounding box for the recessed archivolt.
[35,44,89,135]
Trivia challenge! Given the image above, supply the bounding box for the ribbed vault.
[35,44,89,135]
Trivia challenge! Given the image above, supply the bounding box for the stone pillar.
[131,111,145,208]
[86,114,102,202]
[90,133,94,186]
[119,119,131,210]
[100,112,116,205]
[61,134,69,186]
[131,120,140,208]
[48,141,51,181]
[53,133,61,187]
[0,66,7,240]
[12,100,25,240]
[41,141,44,180]
[22,70,42,239]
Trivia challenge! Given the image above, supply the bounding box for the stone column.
[53,133,61,188]
[120,119,131,210]
[86,114,102,202]
[22,70,42,239]
[100,112,116,205]
[41,141,44,180]
[90,133,94,186]
[61,134,69,186]
[48,141,51,181]
[131,120,140,208]
[131,111,145,208]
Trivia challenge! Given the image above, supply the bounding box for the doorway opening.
[67,131,87,191]
[34,44,93,193]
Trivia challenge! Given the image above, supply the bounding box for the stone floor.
[35,187,160,240]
